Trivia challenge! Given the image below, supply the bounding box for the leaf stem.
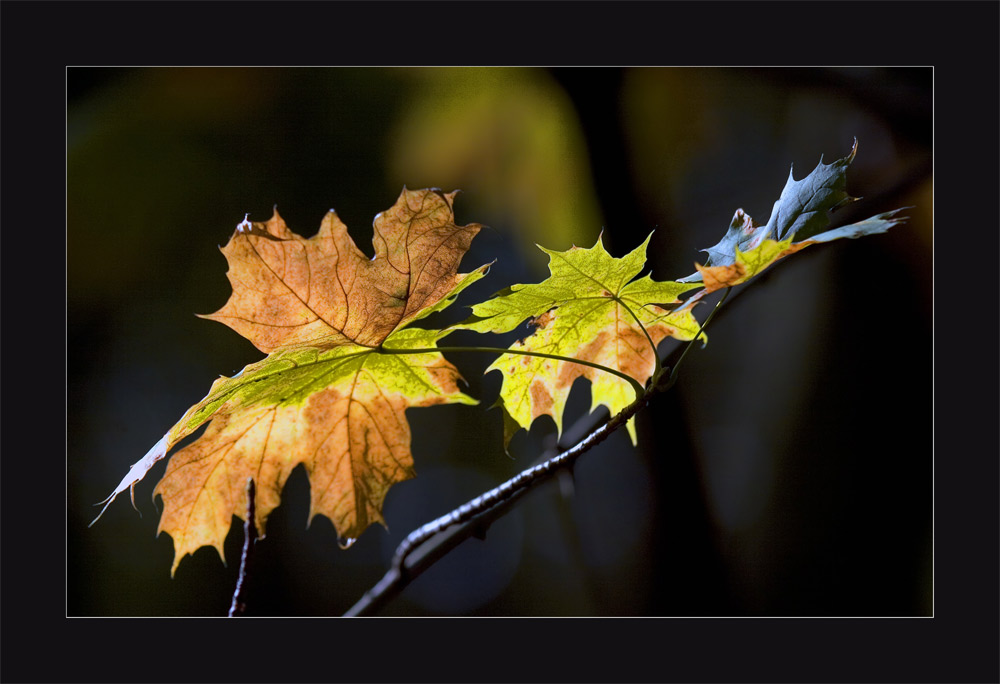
[658,287,730,391]
[381,344,646,400]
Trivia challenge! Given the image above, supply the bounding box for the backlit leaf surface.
[95,189,485,573]
[459,234,702,445]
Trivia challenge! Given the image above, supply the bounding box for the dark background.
[3,2,997,683]
[67,65,932,617]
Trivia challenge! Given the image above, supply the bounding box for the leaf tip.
[491,400,521,457]
[236,213,252,234]
[90,433,170,527]
[88,495,116,528]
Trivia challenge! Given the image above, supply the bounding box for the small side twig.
[228,478,257,617]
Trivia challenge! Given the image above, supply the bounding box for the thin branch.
[228,478,257,617]
[341,161,929,617]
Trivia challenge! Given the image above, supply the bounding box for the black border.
[3,2,997,682]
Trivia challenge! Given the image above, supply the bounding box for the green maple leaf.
[93,189,486,574]
[458,233,703,446]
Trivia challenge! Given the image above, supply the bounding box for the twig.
[228,478,257,617]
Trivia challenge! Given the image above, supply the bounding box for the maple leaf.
[679,140,908,296]
[93,188,487,574]
[458,234,703,446]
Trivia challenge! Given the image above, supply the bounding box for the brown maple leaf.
[94,188,488,573]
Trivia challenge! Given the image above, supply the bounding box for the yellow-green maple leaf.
[93,188,486,574]
[458,234,703,445]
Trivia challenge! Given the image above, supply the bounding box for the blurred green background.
[68,67,931,616]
